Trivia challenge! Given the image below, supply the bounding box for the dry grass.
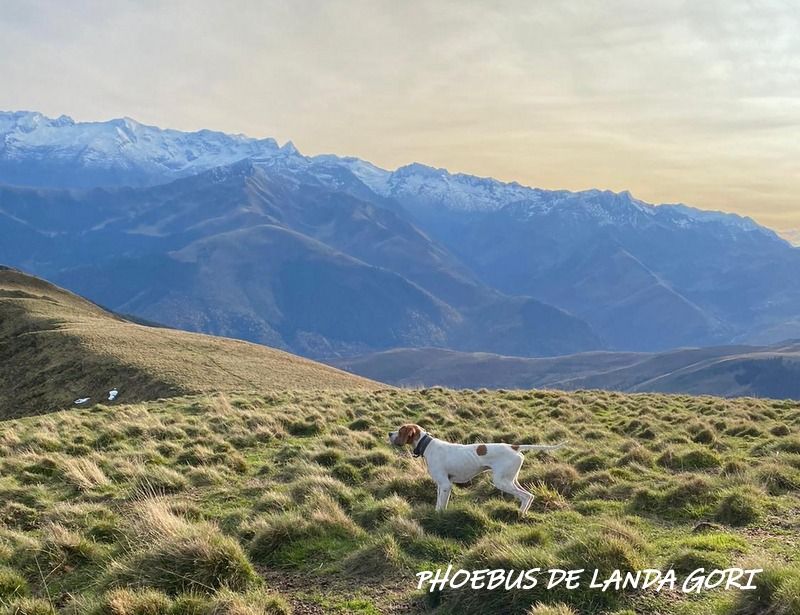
[62,457,111,492]
[0,388,797,614]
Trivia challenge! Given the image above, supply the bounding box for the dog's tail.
[514,442,566,452]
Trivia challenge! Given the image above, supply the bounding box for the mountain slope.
[332,342,800,399]
[376,175,800,351]
[535,241,724,349]
[0,161,602,358]
[0,267,379,418]
[58,224,460,356]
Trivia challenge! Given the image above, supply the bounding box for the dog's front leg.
[435,481,452,511]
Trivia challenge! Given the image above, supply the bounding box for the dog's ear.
[396,424,411,445]
[397,423,421,446]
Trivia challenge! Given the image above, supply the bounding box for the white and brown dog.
[389,423,564,514]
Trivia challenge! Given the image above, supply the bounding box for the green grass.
[0,388,797,614]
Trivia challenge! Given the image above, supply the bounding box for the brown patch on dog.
[397,423,421,446]
[511,444,520,451]
[476,444,487,456]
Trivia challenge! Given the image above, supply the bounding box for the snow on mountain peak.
[371,163,777,238]
[0,110,785,243]
[382,162,544,212]
[0,111,289,187]
[0,110,76,131]
[658,203,770,234]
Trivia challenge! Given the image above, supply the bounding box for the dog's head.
[388,423,422,447]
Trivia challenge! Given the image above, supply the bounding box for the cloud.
[0,0,798,230]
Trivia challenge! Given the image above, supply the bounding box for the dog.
[388,423,564,514]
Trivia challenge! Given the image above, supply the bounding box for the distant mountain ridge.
[0,111,778,238]
[331,343,800,400]
[346,157,774,238]
[2,110,799,360]
[0,110,293,188]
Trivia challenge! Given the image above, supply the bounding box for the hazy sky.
[2,0,798,235]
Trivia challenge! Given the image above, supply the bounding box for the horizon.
[1,1,798,239]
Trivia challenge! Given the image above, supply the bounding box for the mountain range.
[332,343,800,399]
[2,110,800,365]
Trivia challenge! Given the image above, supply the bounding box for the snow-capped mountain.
[348,159,774,237]
[0,111,293,188]
[322,151,772,235]
[2,110,798,356]
[0,111,779,239]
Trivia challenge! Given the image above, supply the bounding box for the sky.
[1,0,798,237]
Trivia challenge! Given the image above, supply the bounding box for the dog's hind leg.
[519,486,535,514]
[435,480,452,511]
[491,454,535,514]
[510,477,535,514]
[492,474,533,513]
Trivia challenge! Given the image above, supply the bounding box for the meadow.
[0,388,798,614]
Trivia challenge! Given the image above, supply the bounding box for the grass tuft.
[248,496,363,568]
[342,534,410,576]
[0,598,56,615]
[526,604,579,615]
[658,446,721,471]
[105,501,256,595]
[415,504,494,543]
[714,487,765,526]
[351,495,411,530]
[0,565,29,599]
[727,565,800,615]
[93,588,172,615]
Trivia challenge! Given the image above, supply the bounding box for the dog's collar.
[412,433,433,458]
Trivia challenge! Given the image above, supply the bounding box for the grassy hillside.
[1,388,798,614]
[0,267,377,419]
[332,344,800,399]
